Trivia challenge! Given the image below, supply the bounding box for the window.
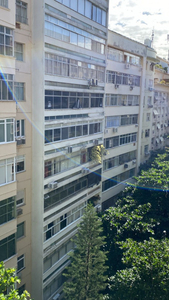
[145,129,150,138]
[44,202,86,241]
[17,254,25,272]
[0,197,15,225]
[17,222,24,239]
[16,120,25,137]
[144,145,149,155]
[45,90,104,110]
[0,158,15,186]
[0,73,14,101]
[16,1,28,24]
[146,113,150,121]
[18,284,25,296]
[149,79,153,87]
[16,155,25,173]
[14,83,24,101]
[0,234,16,261]
[45,14,105,54]
[0,119,14,143]
[0,0,8,8]
[0,26,13,56]
[106,71,140,87]
[15,43,23,61]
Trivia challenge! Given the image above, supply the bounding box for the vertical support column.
[31,1,44,299]
[136,55,147,171]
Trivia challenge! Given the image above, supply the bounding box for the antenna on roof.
[151,28,154,48]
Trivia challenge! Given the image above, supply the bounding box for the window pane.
[0,122,5,142]
[78,0,84,14]
[85,38,91,50]
[102,10,106,26]
[70,0,77,10]
[85,1,92,18]
[70,32,77,45]
[62,127,68,140]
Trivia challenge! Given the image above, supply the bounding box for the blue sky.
[109,0,169,59]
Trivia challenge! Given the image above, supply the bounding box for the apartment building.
[102,30,145,208]
[31,1,109,299]
[1,1,169,300]
[0,0,32,294]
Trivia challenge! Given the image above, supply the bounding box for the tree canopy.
[0,262,31,300]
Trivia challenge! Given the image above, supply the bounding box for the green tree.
[63,204,108,300]
[128,149,169,237]
[0,262,31,300]
[108,238,169,300]
[102,197,154,276]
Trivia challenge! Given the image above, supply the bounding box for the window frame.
[17,222,25,239]
[17,254,25,273]
[14,42,24,61]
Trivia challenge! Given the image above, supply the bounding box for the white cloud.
[109,0,169,59]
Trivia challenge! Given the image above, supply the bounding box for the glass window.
[70,32,77,45]
[0,0,8,8]
[16,1,28,24]
[85,38,91,50]
[15,42,23,61]
[16,155,25,172]
[85,0,91,18]
[0,234,16,261]
[17,222,24,239]
[78,0,84,14]
[0,26,13,56]
[17,254,25,272]
[0,158,15,186]
[14,82,24,101]
[0,197,15,225]
[0,73,14,101]
[78,35,85,48]
[97,7,102,24]
[70,0,77,10]
[102,10,106,26]
[62,127,68,140]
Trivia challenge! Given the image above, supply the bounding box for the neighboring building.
[1,1,169,300]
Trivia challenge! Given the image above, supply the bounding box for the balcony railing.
[0,0,8,8]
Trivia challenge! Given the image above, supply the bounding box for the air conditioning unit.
[135,124,138,127]
[149,87,153,91]
[22,138,26,144]
[81,167,90,174]
[115,84,119,89]
[112,127,118,133]
[124,163,128,168]
[16,138,22,145]
[48,181,58,189]
[132,159,136,164]
[94,139,99,145]
[104,129,108,134]
[125,64,130,69]
[68,146,72,153]
[95,204,101,212]
[53,294,60,300]
[17,208,23,216]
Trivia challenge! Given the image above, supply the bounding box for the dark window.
[0,234,16,261]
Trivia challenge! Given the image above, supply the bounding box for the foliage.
[90,145,107,164]
[0,262,31,300]
[129,149,169,237]
[102,197,154,276]
[63,204,108,300]
[108,238,169,300]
